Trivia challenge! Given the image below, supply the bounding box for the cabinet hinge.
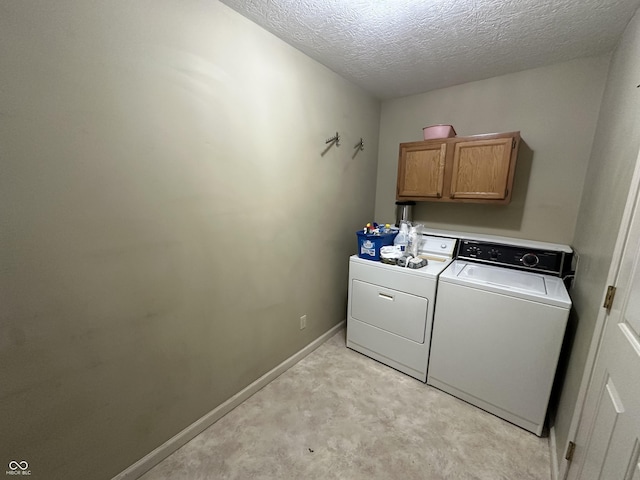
[512,138,516,149]
[603,285,617,311]
[565,441,576,461]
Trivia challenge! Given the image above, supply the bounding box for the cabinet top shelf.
[401,131,521,148]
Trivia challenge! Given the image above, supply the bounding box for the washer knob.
[522,253,539,267]
[441,244,447,249]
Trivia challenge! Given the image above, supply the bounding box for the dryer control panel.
[457,239,571,276]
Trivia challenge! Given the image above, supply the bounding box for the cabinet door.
[397,143,446,198]
[449,137,514,200]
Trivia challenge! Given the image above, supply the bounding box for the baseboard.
[112,321,345,480]
[549,424,559,480]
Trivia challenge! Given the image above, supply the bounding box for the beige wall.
[374,57,609,244]
[553,9,640,464]
[0,1,380,478]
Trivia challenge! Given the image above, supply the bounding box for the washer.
[346,235,457,382]
[427,239,572,436]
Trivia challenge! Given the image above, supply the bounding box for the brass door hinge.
[603,285,617,312]
[565,441,576,461]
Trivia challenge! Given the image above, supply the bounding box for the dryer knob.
[522,253,539,267]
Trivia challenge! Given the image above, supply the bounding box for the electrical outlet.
[300,314,307,330]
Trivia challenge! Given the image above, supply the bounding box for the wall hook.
[354,138,364,151]
[325,132,340,146]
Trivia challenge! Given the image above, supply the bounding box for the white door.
[568,176,640,479]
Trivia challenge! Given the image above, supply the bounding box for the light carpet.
[139,330,551,480]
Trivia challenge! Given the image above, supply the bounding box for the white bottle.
[394,221,409,253]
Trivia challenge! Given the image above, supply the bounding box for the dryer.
[346,235,457,382]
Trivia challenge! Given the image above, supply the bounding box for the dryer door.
[350,280,428,343]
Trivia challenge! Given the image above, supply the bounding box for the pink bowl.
[423,124,456,140]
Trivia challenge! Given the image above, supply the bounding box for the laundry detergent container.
[356,231,397,261]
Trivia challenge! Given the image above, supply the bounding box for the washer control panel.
[457,239,570,276]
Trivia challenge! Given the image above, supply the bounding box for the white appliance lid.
[349,254,452,278]
[456,263,547,295]
[441,260,572,308]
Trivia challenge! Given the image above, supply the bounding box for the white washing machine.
[427,239,573,436]
[346,235,457,382]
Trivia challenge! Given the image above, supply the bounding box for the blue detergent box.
[356,231,398,261]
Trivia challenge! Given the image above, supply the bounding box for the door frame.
[559,147,640,479]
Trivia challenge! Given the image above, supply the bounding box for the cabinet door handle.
[378,292,394,301]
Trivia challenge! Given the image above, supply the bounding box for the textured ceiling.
[219,0,640,99]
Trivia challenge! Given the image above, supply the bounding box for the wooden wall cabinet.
[396,131,520,204]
